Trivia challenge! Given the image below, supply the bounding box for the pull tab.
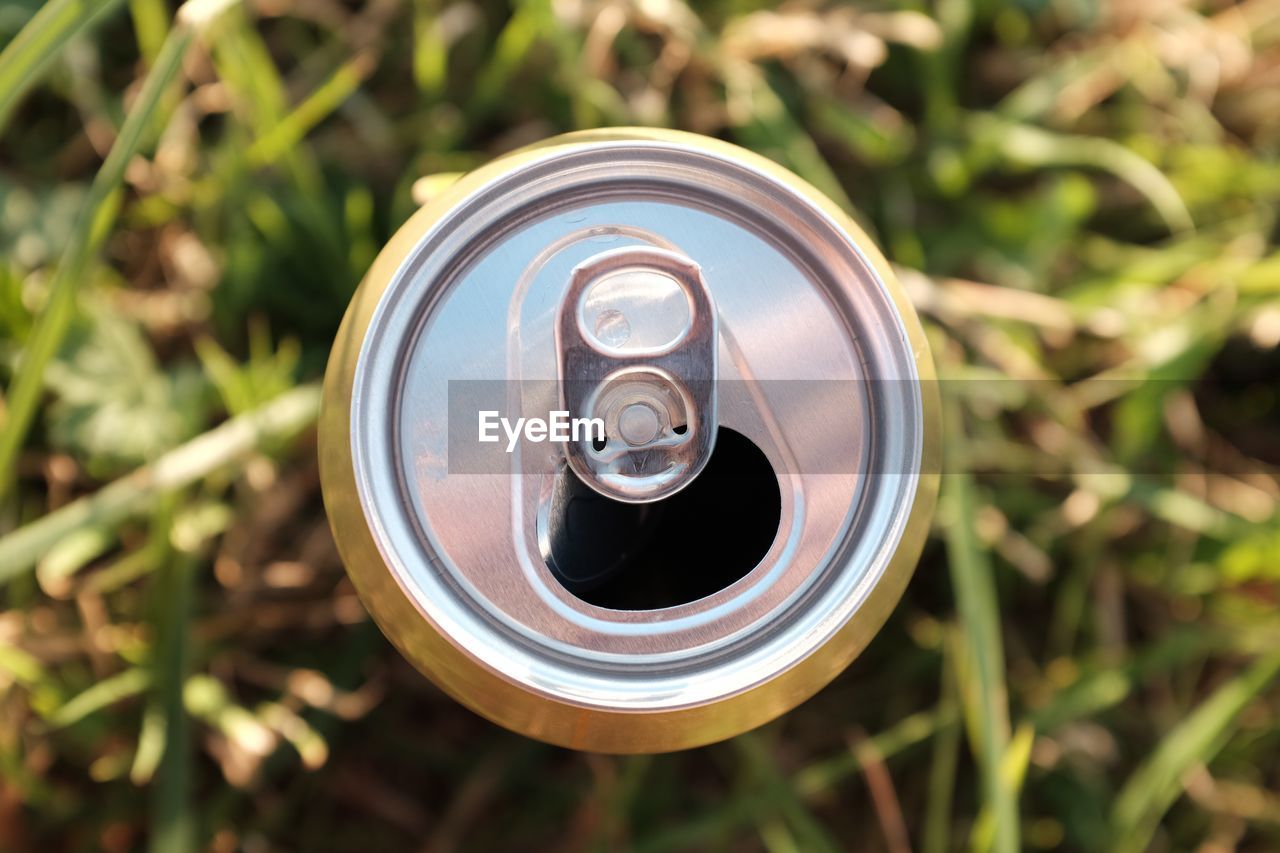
[556,246,718,503]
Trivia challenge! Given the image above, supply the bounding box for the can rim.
[319,128,941,752]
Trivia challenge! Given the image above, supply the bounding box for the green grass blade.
[147,550,197,853]
[1031,631,1216,733]
[46,668,152,729]
[128,0,171,64]
[923,633,961,853]
[207,6,321,194]
[971,114,1194,234]
[245,54,373,169]
[794,706,955,798]
[1110,651,1280,853]
[0,383,320,582]
[940,393,1019,853]
[0,25,193,502]
[733,735,839,853]
[0,0,128,136]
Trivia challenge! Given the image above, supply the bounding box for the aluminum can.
[319,128,939,753]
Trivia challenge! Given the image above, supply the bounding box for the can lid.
[322,130,938,751]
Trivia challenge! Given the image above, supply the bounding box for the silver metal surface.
[330,132,933,745]
[557,245,717,502]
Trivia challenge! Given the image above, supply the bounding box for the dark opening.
[542,428,781,610]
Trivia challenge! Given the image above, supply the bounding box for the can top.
[322,129,938,751]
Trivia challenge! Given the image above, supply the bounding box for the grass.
[2,0,1280,850]
[0,0,127,135]
[0,11,198,502]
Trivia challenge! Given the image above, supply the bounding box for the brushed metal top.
[347,139,925,712]
[557,245,718,503]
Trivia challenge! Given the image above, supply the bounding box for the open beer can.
[319,128,939,753]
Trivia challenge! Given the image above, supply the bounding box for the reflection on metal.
[557,246,717,502]
[319,128,940,753]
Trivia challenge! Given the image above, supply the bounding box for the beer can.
[319,128,939,753]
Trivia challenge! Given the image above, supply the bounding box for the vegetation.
[1,0,1279,849]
